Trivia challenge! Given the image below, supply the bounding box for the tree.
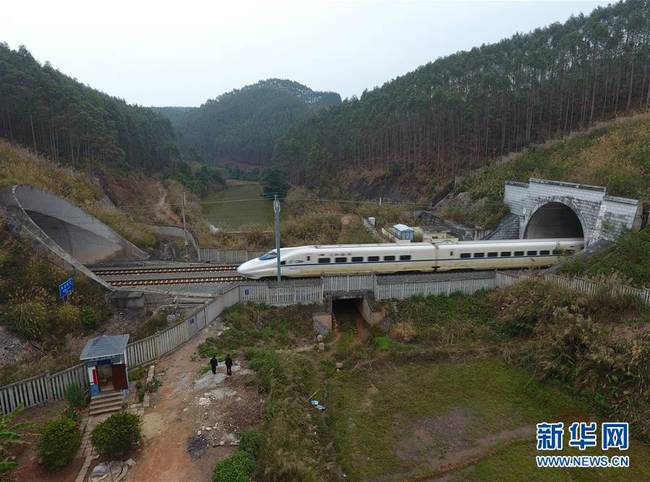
[0,407,29,475]
[261,168,289,200]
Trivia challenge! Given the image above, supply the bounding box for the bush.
[212,450,255,482]
[389,322,417,342]
[80,306,102,331]
[91,411,141,458]
[38,416,81,470]
[64,383,87,409]
[238,430,262,458]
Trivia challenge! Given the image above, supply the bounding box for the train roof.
[303,238,583,250]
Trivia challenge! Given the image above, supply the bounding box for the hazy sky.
[4,0,611,107]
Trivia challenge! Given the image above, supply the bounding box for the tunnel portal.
[524,202,584,239]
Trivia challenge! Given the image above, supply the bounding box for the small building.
[80,335,130,397]
[392,223,414,241]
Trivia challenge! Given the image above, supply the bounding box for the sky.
[3,0,611,107]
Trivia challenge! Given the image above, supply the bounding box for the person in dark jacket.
[210,355,218,375]
[225,354,233,376]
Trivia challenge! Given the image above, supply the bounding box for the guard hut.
[392,224,414,241]
[80,335,130,398]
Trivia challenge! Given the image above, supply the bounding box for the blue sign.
[59,277,74,299]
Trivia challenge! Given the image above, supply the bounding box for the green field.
[201,180,276,229]
[328,358,650,481]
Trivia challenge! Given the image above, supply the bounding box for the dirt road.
[126,324,262,482]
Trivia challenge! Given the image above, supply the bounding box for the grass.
[197,303,316,358]
[562,228,650,289]
[328,358,585,481]
[198,284,650,481]
[450,439,650,481]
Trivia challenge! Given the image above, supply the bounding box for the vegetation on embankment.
[200,277,650,480]
[0,214,112,384]
[562,228,650,288]
[440,113,650,228]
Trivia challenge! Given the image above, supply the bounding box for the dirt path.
[154,184,181,226]
[125,324,262,482]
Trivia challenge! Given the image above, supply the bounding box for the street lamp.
[273,194,281,281]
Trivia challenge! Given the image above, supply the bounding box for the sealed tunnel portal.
[524,202,584,239]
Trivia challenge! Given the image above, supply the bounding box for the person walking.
[225,354,233,376]
[210,355,218,375]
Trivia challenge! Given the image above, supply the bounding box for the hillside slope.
[273,0,650,199]
[438,112,650,228]
[160,79,341,165]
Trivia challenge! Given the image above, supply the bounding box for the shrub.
[38,416,81,470]
[55,304,81,333]
[91,411,141,458]
[0,407,29,475]
[389,322,417,342]
[64,383,87,409]
[80,306,102,331]
[239,430,262,458]
[5,291,49,341]
[212,451,255,482]
[245,349,280,393]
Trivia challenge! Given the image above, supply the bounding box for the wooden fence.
[4,269,647,414]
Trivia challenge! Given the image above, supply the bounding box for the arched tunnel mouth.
[524,202,584,239]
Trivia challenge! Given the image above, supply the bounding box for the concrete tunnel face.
[524,202,584,239]
[3,185,148,265]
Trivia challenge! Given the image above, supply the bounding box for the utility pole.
[273,193,281,281]
[181,190,189,260]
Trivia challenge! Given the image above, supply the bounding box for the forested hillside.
[161,79,340,165]
[274,0,650,195]
[0,43,183,171]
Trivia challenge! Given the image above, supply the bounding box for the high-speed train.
[236,238,583,279]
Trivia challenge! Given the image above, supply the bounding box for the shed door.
[112,364,128,390]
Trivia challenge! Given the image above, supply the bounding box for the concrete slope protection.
[0,184,149,287]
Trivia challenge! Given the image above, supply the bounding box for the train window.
[552,250,560,255]
[368,256,380,262]
[384,255,396,261]
[318,258,331,264]
[540,250,550,255]
[514,251,524,256]
[450,251,454,256]
[500,251,511,257]
[335,257,347,263]
[460,253,471,259]
[307,256,311,261]
[351,256,363,262]
[473,253,485,258]
[527,250,537,256]
[487,252,498,258]
[399,255,411,261]
[258,251,277,260]
[280,261,286,265]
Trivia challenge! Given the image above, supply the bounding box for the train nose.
[237,260,255,278]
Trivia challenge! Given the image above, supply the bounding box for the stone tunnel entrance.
[524,202,584,239]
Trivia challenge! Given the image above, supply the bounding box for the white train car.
[236,238,583,279]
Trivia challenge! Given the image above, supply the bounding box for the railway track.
[93,265,238,276]
[108,275,247,287]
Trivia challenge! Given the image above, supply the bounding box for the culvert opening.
[524,202,584,239]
